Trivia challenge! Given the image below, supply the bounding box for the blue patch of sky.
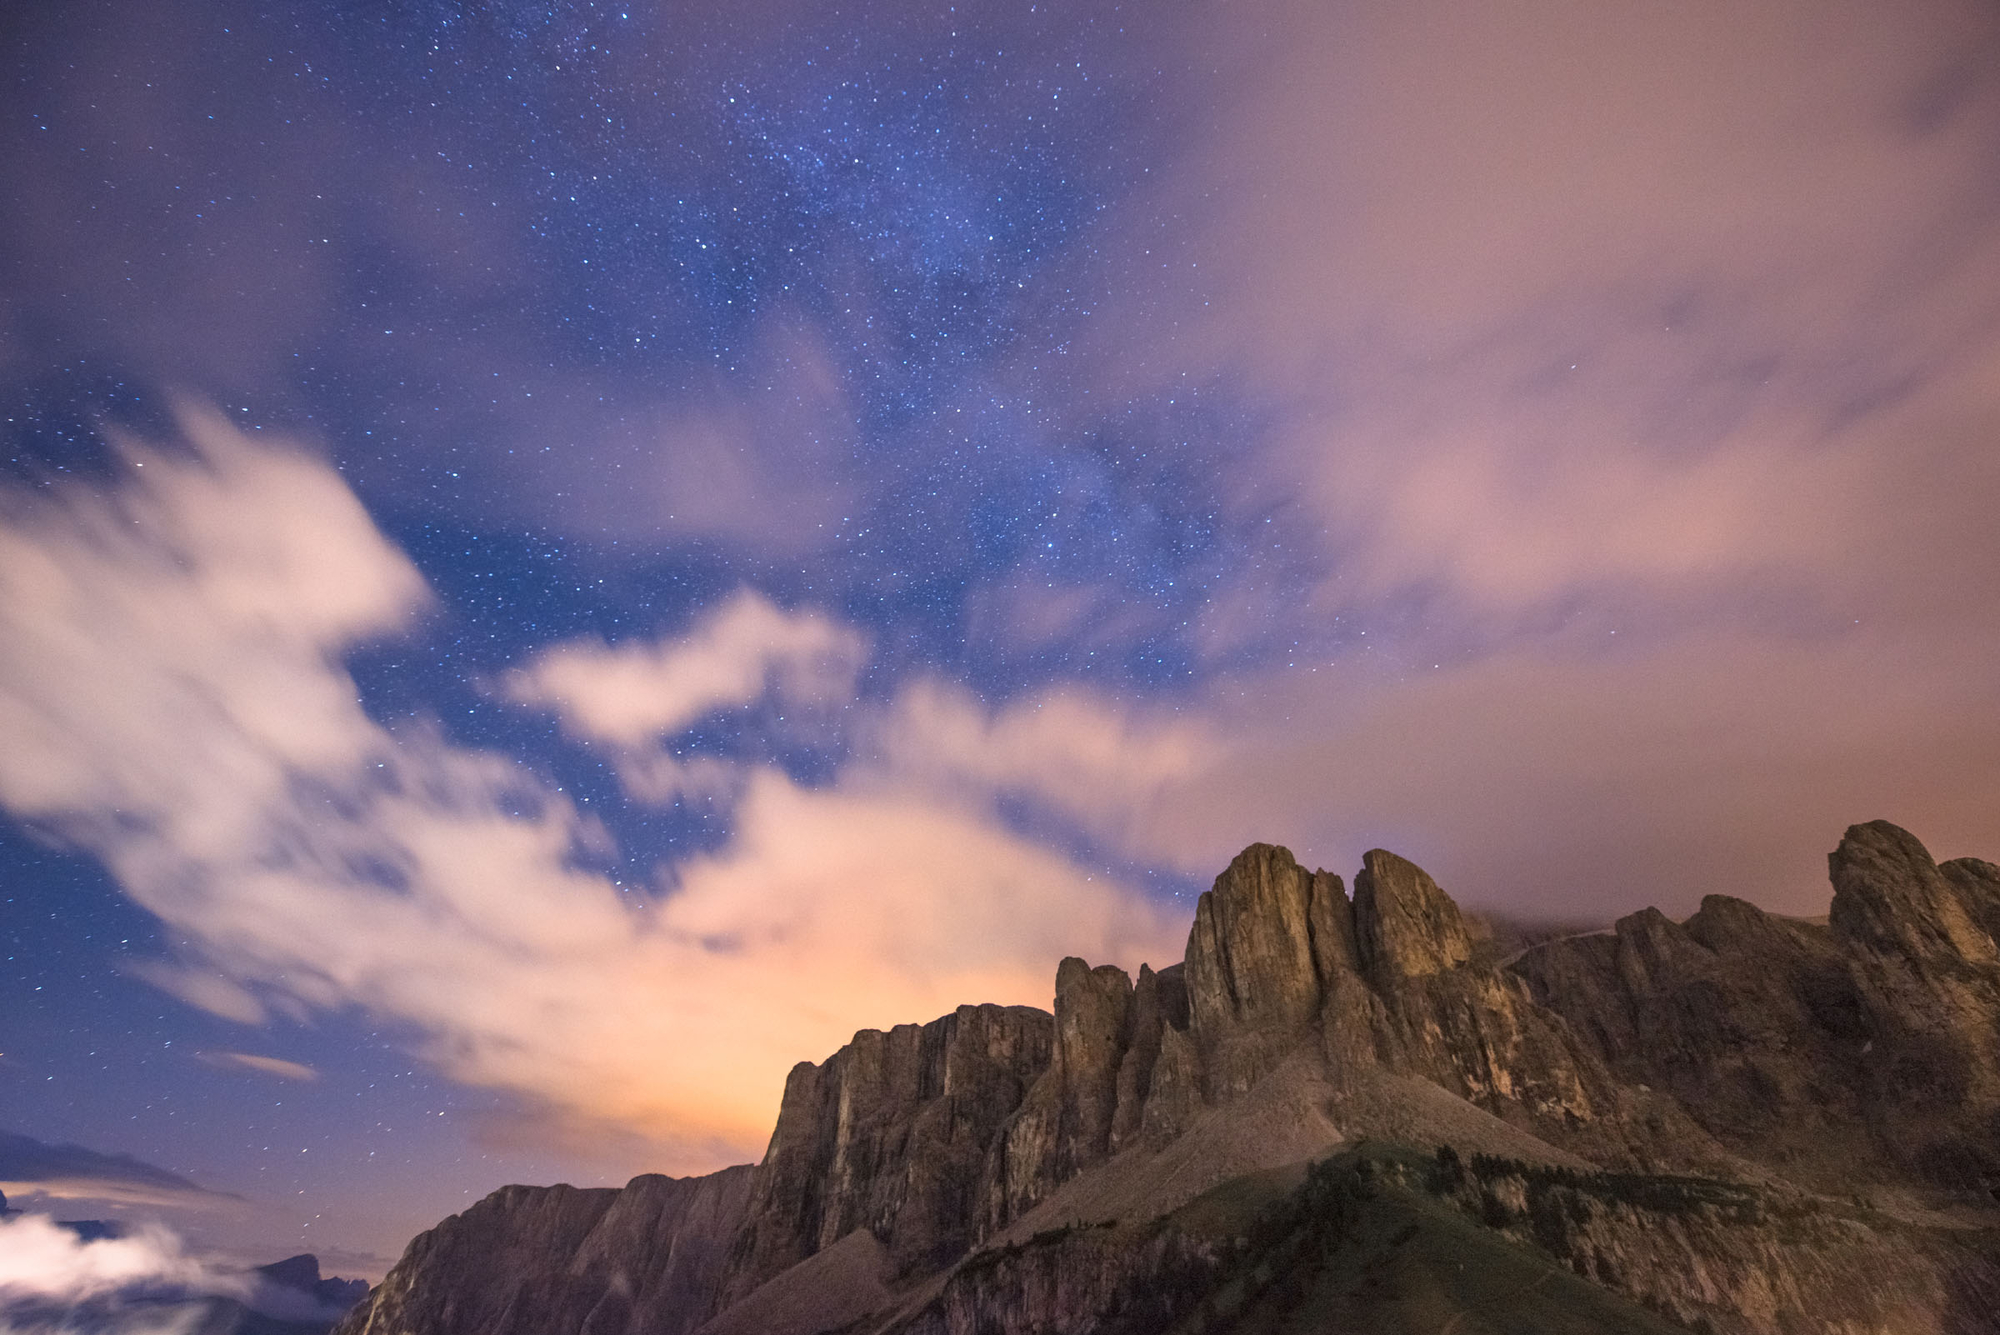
[2,368,182,486]
[0,818,514,1219]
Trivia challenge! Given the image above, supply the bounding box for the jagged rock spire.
[1830,819,1999,966]
[1354,848,1473,983]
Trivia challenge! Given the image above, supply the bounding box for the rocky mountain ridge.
[336,821,2000,1335]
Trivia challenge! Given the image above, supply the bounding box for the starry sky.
[4,0,2000,1278]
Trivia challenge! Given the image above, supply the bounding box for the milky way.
[5,0,2000,1275]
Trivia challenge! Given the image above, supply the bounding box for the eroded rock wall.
[345,821,2000,1335]
[1411,1149,2000,1335]
[719,1002,1053,1300]
[336,1169,752,1335]
[1513,820,2000,1196]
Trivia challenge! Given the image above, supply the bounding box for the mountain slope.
[337,822,2000,1335]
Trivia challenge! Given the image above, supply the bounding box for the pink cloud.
[994,0,2000,919]
[865,678,1215,856]
[1083,0,2000,625]
[504,588,867,748]
[1140,608,2000,921]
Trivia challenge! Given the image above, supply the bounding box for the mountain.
[334,821,2000,1334]
[253,1255,374,1319]
[0,1247,369,1335]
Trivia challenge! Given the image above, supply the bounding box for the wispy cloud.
[120,963,268,1027]
[503,589,867,748]
[0,1135,221,1213]
[0,1213,244,1307]
[864,678,1215,856]
[1021,0,2000,914]
[1069,0,2000,630]
[502,588,870,806]
[0,1211,361,1335]
[0,414,1180,1164]
[194,1052,318,1083]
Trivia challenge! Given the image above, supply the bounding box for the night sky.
[5,0,2000,1280]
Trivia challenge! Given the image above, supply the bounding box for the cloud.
[1086,0,2000,627]
[642,768,1185,1138]
[120,963,268,1027]
[503,588,868,749]
[453,328,867,559]
[0,1136,219,1213]
[506,598,1220,862]
[506,598,1220,842]
[0,1212,359,1335]
[865,679,1216,855]
[0,1213,244,1308]
[194,1053,318,1083]
[0,405,430,850]
[1117,361,2000,917]
[1142,0,2000,361]
[601,752,746,808]
[0,415,1180,1165]
[1135,606,2000,923]
[502,587,870,804]
[965,0,2000,921]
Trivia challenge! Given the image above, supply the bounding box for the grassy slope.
[1158,1149,1691,1335]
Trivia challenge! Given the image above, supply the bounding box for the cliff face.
[339,821,2000,1335]
[1514,820,2000,1200]
[719,1002,1053,1299]
[338,1170,752,1335]
[1185,844,1352,1097]
[1404,1148,2000,1335]
[894,1146,2000,1335]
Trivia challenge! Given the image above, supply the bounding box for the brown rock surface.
[1830,820,1999,967]
[335,1170,750,1335]
[1136,1019,1203,1144]
[1518,820,2000,1197]
[1943,856,2000,945]
[1353,847,1473,983]
[720,1002,1052,1298]
[1184,844,1351,1098]
[1108,962,1187,1152]
[346,821,2000,1335]
[1051,957,1133,1172]
[693,1228,893,1335]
